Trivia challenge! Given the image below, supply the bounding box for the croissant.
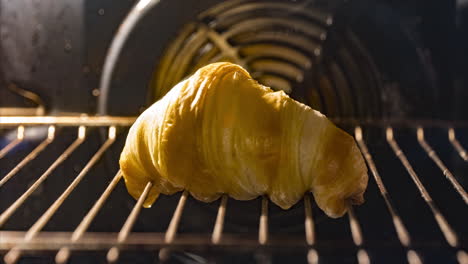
[119,62,368,218]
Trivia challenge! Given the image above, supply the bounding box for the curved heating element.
[98,0,437,122]
[150,1,333,110]
[151,7,330,93]
[98,0,333,115]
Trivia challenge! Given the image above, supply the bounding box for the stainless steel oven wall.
[0,0,225,116]
[0,0,88,113]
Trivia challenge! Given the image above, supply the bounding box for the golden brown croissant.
[119,62,368,218]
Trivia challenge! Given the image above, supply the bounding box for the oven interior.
[0,0,467,263]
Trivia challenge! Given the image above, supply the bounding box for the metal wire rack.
[0,116,467,264]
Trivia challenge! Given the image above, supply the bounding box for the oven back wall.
[0,0,135,114]
[0,0,87,113]
[1,0,466,119]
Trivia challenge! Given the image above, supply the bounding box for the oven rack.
[0,116,467,264]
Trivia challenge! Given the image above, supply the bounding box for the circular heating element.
[148,0,439,120]
[150,1,333,111]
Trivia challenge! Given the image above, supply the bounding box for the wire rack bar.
[1,116,467,128]
[304,194,315,245]
[0,116,136,126]
[56,170,123,264]
[304,194,319,264]
[386,127,458,247]
[159,190,189,261]
[1,230,459,251]
[407,250,423,264]
[0,127,85,228]
[0,126,24,159]
[107,181,153,263]
[0,126,55,188]
[357,249,370,264]
[72,171,123,242]
[0,122,465,263]
[347,204,371,264]
[307,249,319,264]
[118,182,153,243]
[458,251,468,264]
[355,127,424,264]
[3,127,116,264]
[347,204,363,247]
[259,196,269,245]
[212,195,228,244]
[355,127,411,247]
[448,128,468,161]
[165,190,189,244]
[417,128,468,204]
